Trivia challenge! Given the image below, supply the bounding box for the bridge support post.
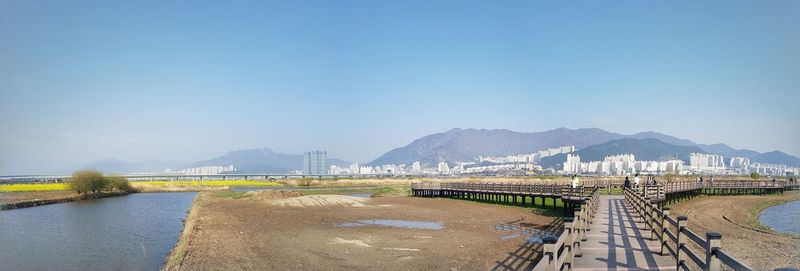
[564,217,575,268]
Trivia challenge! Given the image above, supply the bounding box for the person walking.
[624,176,631,189]
[634,174,640,189]
[571,175,580,188]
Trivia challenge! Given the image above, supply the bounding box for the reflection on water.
[760,200,800,236]
[338,219,444,230]
[0,192,196,271]
[347,193,372,198]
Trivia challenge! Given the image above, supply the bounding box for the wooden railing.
[411,182,595,198]
[532,188,600,271]
[624,188,753,271]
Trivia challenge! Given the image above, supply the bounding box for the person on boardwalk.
[571,175,580,188]
[634,173,640,189]
[624,176,631,189]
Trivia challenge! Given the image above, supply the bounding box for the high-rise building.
[303,150,327,175]
[412,161,421,173]
[438,161,450,173]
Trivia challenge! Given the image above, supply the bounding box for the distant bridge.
[0,173,430,184]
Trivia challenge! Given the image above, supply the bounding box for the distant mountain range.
[189,148,350,174]
[80,159,189,174]
[79,127,800,174]
[80,148,350,174]
[369,128,800,168]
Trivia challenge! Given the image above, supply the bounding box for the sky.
[1,0,799,174]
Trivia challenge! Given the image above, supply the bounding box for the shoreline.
[669,193,800,270]
[0,191,131,210]
[162,192,205,271]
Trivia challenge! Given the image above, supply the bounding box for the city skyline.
[2,1,799,174]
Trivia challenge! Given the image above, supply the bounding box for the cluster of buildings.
[478,146,575,164]
[165,165,236,175]
[687,153,799,176]
[562,154,684,175]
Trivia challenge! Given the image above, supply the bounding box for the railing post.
[660,207,670,256]
[563,217,575,268]
[705,232,722,271]
[543,235,558,271]
[676,216,688,269]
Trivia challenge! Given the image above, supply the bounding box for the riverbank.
[0,191,131,210]
[164,190,559,270]
[668,193,800,270]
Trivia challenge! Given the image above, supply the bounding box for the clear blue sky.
[1,0,798,174]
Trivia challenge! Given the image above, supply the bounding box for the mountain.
[369,128,800,167]
[190,148,350,174]
[369,128,623,167]
[628,131,800,166]
[81,159,188,174]
[538,138,706,169]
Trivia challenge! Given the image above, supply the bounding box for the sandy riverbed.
[164,190,560,271]
[668,193,800,270]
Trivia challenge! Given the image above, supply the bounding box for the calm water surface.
[0,192,196,271]
[759,200,800,236]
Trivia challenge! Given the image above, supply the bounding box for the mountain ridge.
[369,128,800,167]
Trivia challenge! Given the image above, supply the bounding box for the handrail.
[533,187,600,271]
[624,187,753,271]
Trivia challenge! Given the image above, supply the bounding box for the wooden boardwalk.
[573,195,675,271]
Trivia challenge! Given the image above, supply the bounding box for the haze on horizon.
[1,1,799,174]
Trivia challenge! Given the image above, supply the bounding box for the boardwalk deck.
[573,195,675,271]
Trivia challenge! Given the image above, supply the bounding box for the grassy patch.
[214,191,252,199]
[0,183,70,192]
[445,194,565,216]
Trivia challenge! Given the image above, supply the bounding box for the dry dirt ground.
[0,190,77,205]
[167,191,561,271]
[669,193,800,270]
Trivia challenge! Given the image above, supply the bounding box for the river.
[0,192,196,271]
[759,200,800,236]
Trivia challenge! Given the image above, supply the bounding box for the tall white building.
[412,161,421,173]
[437,162,450,174]
[689,153,725,170]
[563,154,581,174]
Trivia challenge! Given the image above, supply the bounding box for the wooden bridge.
[411,180,799,271]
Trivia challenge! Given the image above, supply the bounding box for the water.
[338,219,444,230]
[0,192,196,271]
[759,200,800,236]
[346,193,372,198]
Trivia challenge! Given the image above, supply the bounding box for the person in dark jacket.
[624,176,631,189]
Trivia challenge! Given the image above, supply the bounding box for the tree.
[749,172,760,180]
[106,176,135,193]
[68,170,108,194]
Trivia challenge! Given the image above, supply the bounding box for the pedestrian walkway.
[573,195,675,271]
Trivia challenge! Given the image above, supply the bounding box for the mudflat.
[0,190,77,205]
[167,191,559,271]
[669,193,800,270]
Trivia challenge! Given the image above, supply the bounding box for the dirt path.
[668,193,800,270]
[166,191,560,271]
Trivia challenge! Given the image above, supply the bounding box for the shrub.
[750,172,761,179]
[106,176,135,192]
[69,170,108,194]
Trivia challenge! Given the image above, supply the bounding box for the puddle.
[347,193,373,198]
[494,222,551,243]
[338,219,444,230]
